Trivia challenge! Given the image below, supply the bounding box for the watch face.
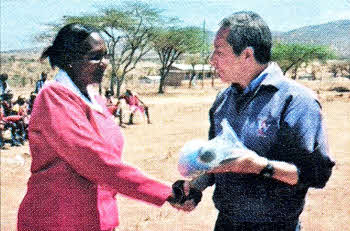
[263,171,273,178]
[260,163,275,178]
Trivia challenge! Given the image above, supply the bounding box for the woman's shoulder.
[37,81,84,104]
[41,81,76,95]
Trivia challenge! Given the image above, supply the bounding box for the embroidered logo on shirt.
[257,118,271,137]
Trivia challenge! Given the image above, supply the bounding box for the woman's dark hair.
[220,11,272,64]
[40,23,98,69]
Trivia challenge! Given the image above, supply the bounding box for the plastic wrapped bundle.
[178,119,247,177]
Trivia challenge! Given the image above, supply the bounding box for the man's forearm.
[190,173,215,191]
[264,160,299,186]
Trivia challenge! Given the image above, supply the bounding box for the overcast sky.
[1,0,350,51]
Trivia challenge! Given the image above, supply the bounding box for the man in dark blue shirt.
[187,11,335,231]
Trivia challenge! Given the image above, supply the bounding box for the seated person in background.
[0,98,23,147]
[105,90,123,126]
[119,89,151,125]
[13,96,29,140]
[1,91,14,116]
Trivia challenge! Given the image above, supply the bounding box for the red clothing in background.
[120,94,145,114]
[17,82,171,231]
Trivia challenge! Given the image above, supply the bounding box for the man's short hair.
[220,11,272,64]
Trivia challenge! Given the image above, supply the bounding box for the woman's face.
[70,32,109,88]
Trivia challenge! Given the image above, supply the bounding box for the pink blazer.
[17,81,171,231]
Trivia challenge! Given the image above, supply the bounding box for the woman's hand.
[167,180,202,212]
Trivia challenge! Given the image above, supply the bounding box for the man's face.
[210,28,245,84]
[71,32,109,86]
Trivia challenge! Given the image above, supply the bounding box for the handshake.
[167,180,202,212]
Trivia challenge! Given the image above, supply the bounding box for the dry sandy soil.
[1,82,350,231]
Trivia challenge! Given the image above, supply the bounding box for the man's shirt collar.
[259,62,285,89]
[230,62,285,95]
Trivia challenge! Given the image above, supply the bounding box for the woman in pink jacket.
[17,23,199,231]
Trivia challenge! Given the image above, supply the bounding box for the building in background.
[165,64,215,86]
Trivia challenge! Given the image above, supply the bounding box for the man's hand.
[170,199,197,212]
[167,180,202,212]
[208,148,268,175]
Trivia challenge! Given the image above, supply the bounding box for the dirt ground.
[1,84,350,231]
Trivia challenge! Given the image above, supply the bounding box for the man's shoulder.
[274,78,322,111]
[277,78,318,101]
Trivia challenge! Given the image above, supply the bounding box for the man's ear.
[242,47,255,61]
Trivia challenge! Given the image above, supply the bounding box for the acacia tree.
[185,29,212,88]
[63,1,166,96]
[185,54,201,88]
[271,42,336,79]
[153,27,208,93]
[203,50,215,88]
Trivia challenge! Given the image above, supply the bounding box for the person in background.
[184,11,335,231]
[105,89,124,127]
[119,89,151,125]
[17,23,199,231]
[34,72,47,94]
[0,105,5,148]
[13,96,29,141]
[0,73,11,100]
[26,92,37,115]
[0,93,23,147]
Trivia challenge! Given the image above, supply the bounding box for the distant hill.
[273,20,350,58]
[2,20,350,58]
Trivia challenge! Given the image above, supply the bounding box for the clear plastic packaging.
[178,119,247,177]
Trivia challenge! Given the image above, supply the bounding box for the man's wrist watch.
[259,162,275,178]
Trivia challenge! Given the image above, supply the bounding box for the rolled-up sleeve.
[281,95,335,188]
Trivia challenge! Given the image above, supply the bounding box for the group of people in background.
[0,73,39,148]
[1,70,151,149]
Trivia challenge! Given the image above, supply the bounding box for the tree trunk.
[110,72,116,96]
[158,74,165,94]
[188,72,196,88]
[158,68,166,94]
[211,69,216,88]
[116,78,122,97]
[201,66,205,89]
